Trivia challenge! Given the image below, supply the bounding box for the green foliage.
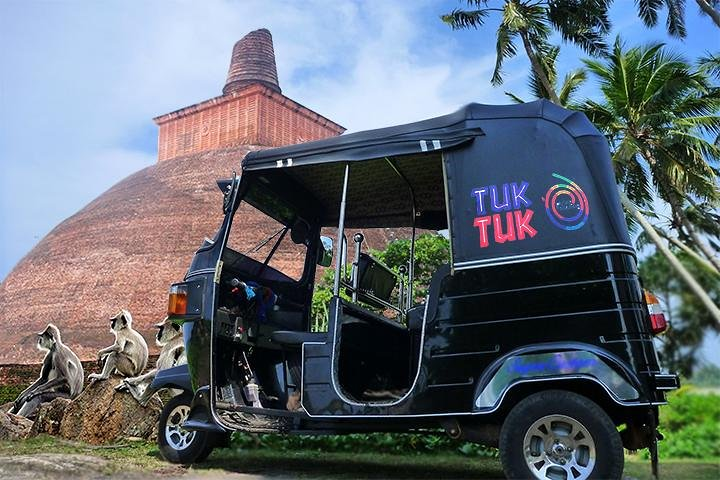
[231,431,498,458]
[635,0,687,37]
[505,45,587,107]
[441,1,611,91]
[655,387,720,459]
[639,251,720,376]
[310,268,337,332]
[372,233,451,300]
[310,233,450,330]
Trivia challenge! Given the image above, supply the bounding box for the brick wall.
[154,84,345,162]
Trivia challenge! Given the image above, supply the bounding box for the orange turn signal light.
[168,284,188,316]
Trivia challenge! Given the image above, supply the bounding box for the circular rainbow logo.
[544,173,590,231]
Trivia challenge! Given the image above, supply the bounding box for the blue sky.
[1,1,719,361]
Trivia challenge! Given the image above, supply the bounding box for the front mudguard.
[149,364,192,394]
[473,342,644,412]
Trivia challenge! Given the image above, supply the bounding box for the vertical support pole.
[333,164,350,297]
[407,225,416,310]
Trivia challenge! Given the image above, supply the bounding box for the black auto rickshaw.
[161,100,678,479]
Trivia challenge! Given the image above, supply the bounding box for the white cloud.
[0,0,524,280]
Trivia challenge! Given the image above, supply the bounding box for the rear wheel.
[158,393,215,464]
[499,390,623,480]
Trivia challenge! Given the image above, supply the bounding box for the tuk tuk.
[162,100,678,479]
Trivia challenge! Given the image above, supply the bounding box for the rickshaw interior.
[214,152,449,408]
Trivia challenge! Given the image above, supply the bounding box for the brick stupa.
[0,29,394,363]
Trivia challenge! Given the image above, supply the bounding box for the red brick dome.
[223,28,281,95]
[0,147,254,363]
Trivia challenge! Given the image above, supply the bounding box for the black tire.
[499,390,624,480]
[157,393,215,464]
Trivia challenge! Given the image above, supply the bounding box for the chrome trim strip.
[185,268,216,280]
[454,244,635,270]
[325,298,430,409]
[430,346,500,358]
[441,153,454,275]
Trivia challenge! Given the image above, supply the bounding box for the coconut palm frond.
[558,68,588,106]
[492,22,518,86]
[441,8,491,30]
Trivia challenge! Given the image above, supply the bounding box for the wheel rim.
[522,414,596,480]
[165,404,196,451]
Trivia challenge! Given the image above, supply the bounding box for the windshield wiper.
[246,226,287,255]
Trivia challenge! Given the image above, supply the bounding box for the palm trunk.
[658,229,720,276]
[664,191,720,273]
[642,149,720,273]
[696,0,720,27]
[519,30,561,105]
[680,215,720,273]
[621,192,720,327]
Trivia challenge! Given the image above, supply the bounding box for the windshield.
[225,186,309,282]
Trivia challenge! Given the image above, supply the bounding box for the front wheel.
[158,393,215,464]
[499,390,623,480]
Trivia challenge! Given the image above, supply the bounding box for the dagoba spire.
[223,28,281,95]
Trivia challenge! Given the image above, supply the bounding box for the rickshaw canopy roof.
[241,100,633,268]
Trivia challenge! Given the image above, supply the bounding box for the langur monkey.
[9,324,84,418]
[89,309,148,382]
[115,316,185,405]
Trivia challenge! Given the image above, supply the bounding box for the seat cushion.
[270,330,326,347]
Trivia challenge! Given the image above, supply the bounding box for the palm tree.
[581,39,720,323]
[504,46,587,106]
[582,40,720,271]
[441,0,612,104]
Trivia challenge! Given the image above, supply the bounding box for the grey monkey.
[89,309,148,382]
[9,323,84,418]
[115,316,185,405]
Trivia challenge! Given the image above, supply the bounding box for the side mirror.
[218,172,239,214]
[317,236,333,267]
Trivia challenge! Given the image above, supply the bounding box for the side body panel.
[301,252,664,416]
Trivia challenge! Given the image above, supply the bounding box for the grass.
[0,435,718,479]
[0,435,179,475]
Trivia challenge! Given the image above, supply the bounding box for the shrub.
[657,387,720,459]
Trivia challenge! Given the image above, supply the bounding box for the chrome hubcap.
[165,404,196,450]
[523,414,596,480]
